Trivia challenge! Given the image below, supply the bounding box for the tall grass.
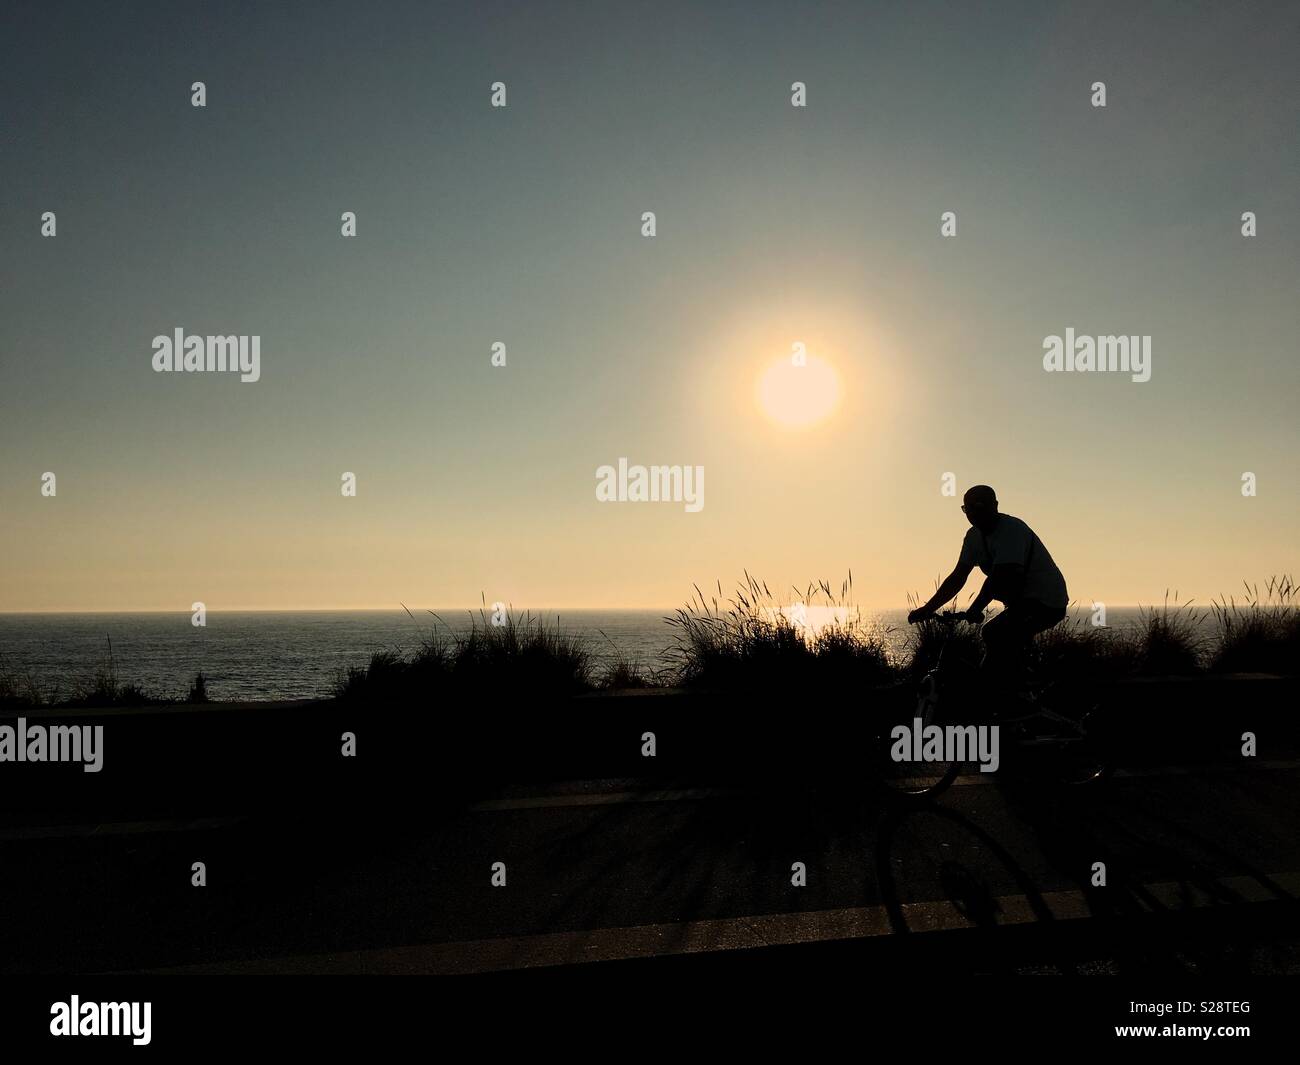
[334,604,593,701]
[1208,575,1300,674]
[1129,594,1206,675]
[1033,614,1132,680]
[62,637,155,707]
[0,655,49,707]
[0,640,205,708]
[667,575,1296,692]
[665,572,897,691]
[1026,596,1208,680]
[596,658,653,689]
[592,630,658,689]
[3,577,1295,708]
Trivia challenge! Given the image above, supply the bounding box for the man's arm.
[910,559,975,621]
[968,564,1026,614]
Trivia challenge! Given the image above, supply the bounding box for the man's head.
[962,485,999,532]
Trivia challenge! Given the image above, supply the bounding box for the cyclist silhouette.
[907,485,1068,708]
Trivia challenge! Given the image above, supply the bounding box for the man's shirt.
[958,513,1068,608]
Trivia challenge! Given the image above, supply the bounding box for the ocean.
[0,607,1211,702]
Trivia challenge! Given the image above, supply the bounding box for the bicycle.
[873,611,1110,802]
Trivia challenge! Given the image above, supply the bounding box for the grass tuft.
[665,571,899,691]
[1208,575,1300,674]
[1131,593,1206,675]
[334,603,592,701]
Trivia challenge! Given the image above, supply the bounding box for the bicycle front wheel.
[873,685,962,802]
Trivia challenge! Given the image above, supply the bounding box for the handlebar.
[910,610,974,625]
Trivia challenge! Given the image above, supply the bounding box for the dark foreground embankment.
[1,675,1295,829]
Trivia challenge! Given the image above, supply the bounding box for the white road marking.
[139,869,1300,975]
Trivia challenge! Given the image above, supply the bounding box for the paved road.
[2,752,1298,975]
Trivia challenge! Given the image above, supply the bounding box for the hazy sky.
[2,0,1296,611]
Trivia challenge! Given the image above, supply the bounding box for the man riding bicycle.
[907,485,1068,710]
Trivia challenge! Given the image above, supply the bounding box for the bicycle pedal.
[1008,717,1070,740]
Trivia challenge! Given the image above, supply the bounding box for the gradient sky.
[1,0,1297,611]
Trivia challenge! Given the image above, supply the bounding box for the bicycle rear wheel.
[1020,705,1111,786]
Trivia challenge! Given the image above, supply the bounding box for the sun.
[756,355,842,428]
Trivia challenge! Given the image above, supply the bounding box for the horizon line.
[0,603,1164,615]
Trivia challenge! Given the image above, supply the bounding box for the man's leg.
[978,601,1064,716]
[1024,602,1068,639]
[976,609,1023,718]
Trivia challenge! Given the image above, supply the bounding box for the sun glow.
[763,603,861,640]
[756,355,842,428]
